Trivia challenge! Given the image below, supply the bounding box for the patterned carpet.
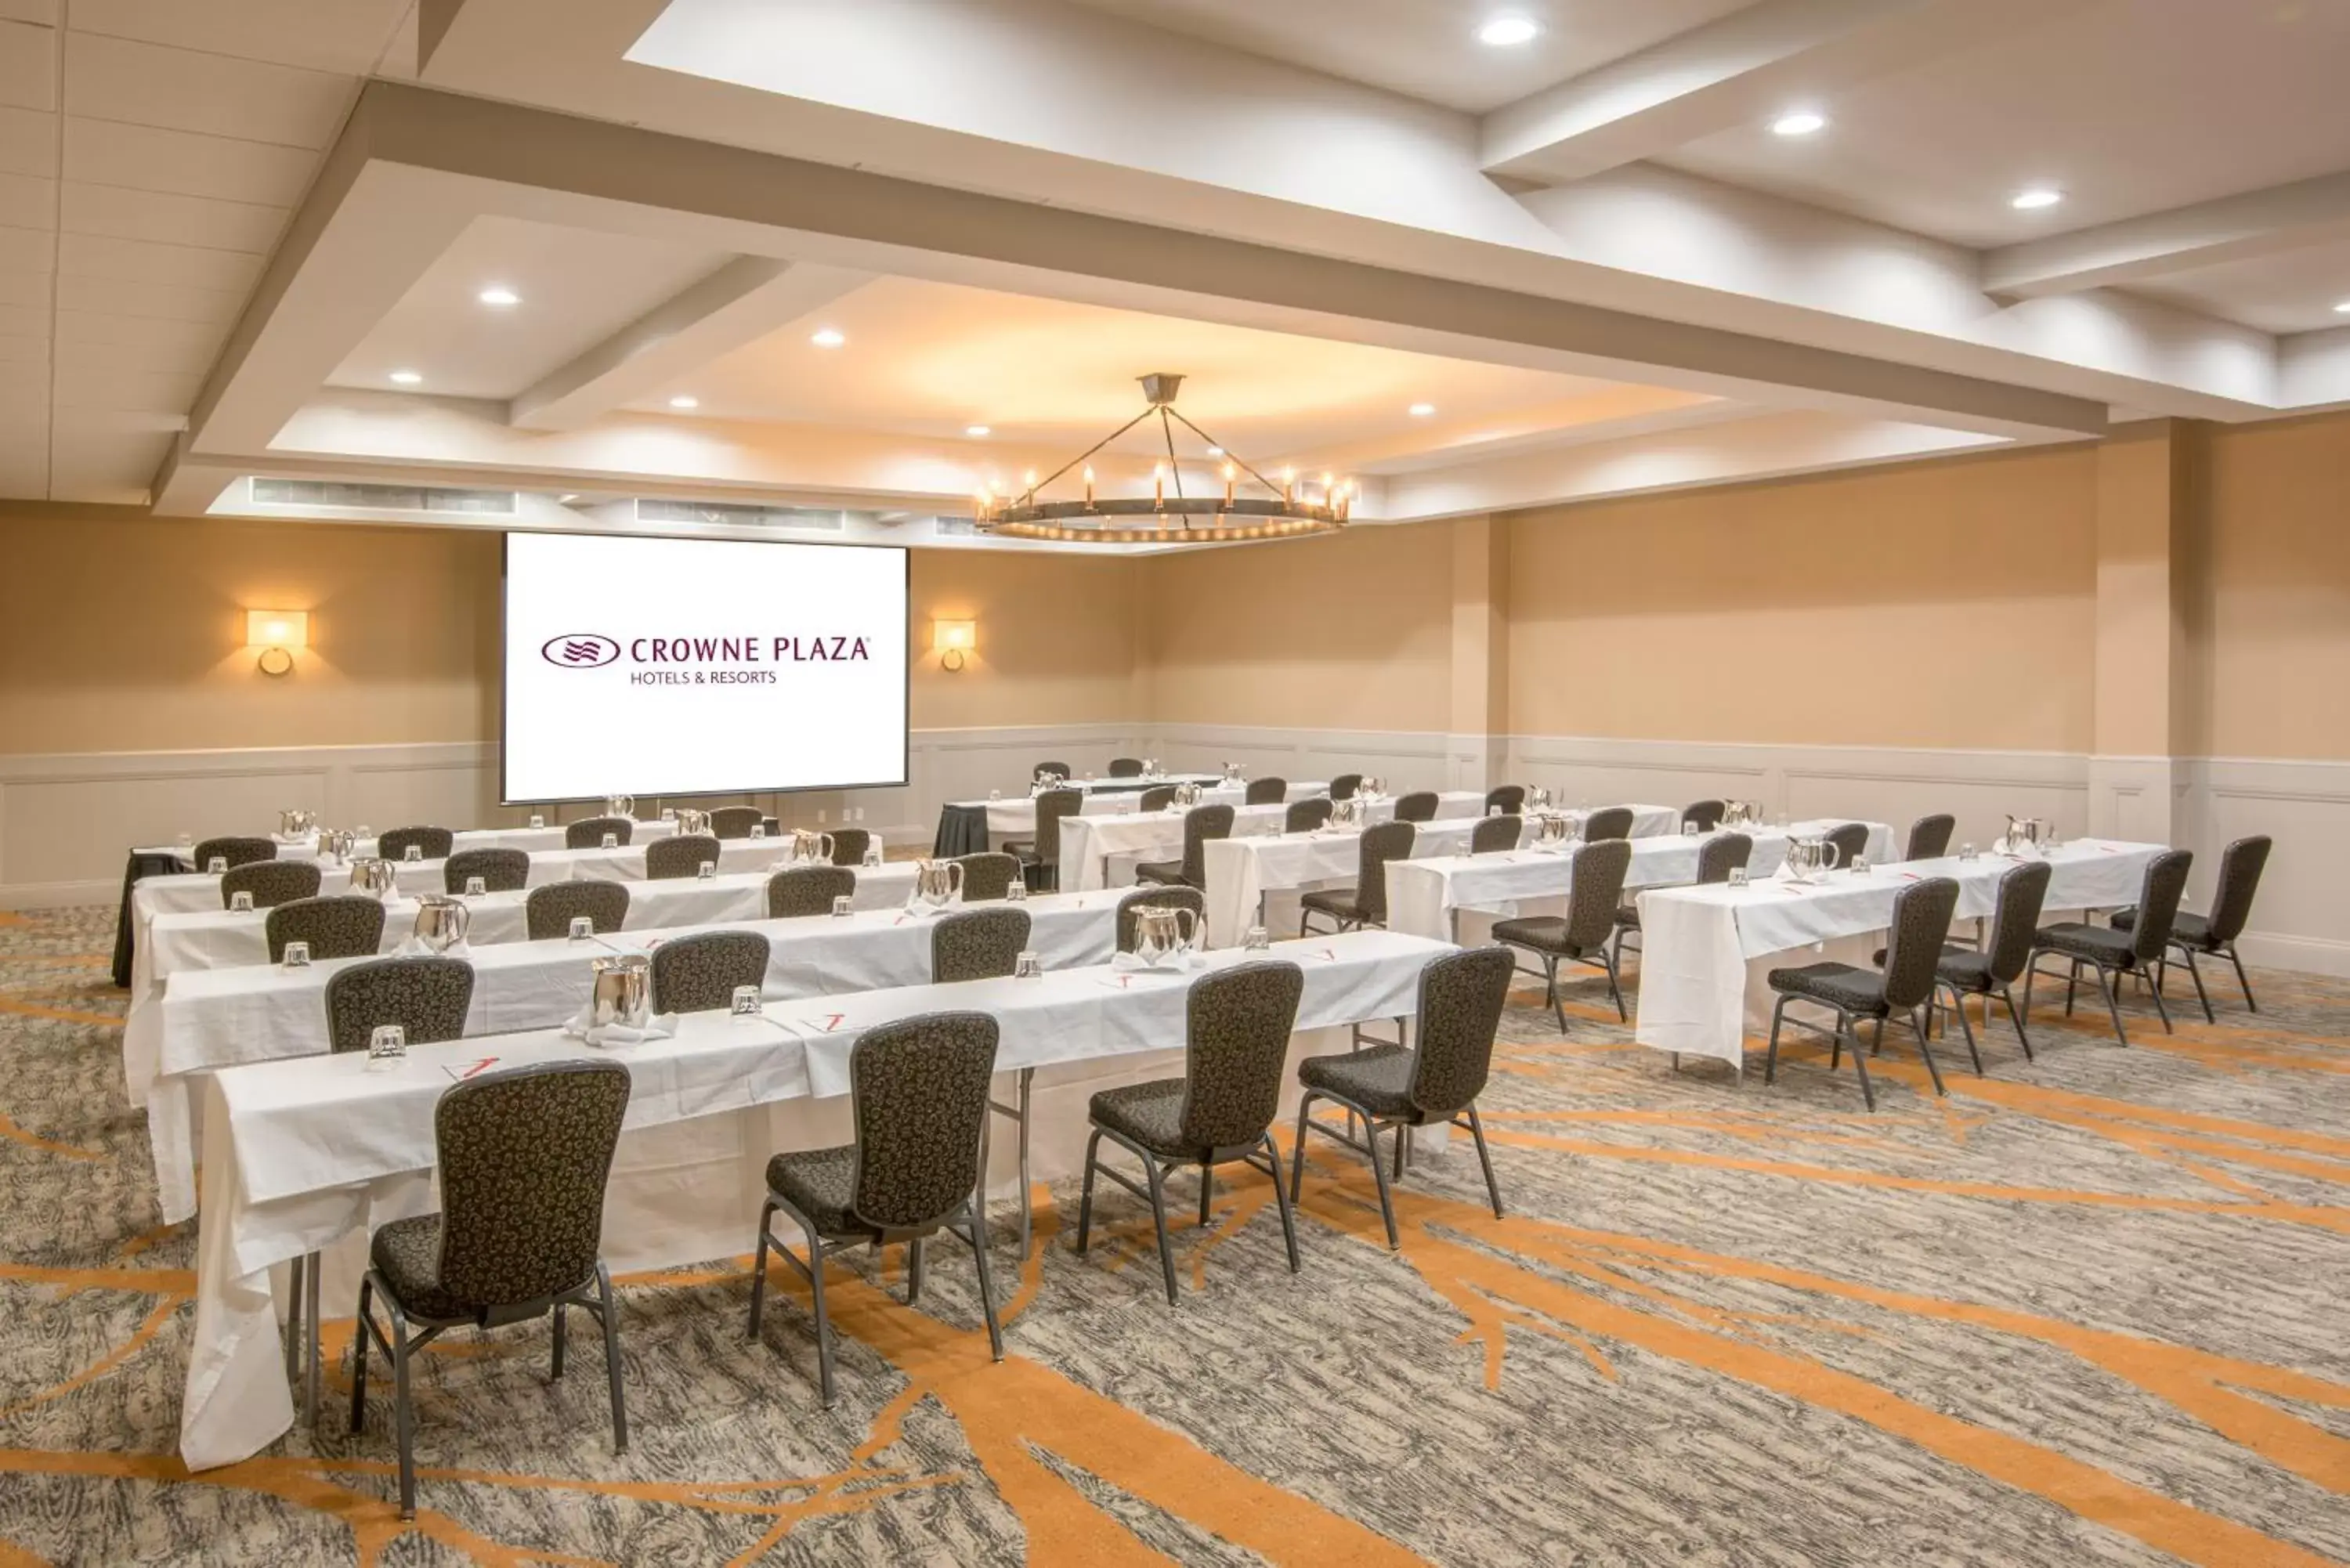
[2,901,2346,1566]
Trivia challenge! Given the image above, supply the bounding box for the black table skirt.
[932,804,992,858]
[111,851,190,988]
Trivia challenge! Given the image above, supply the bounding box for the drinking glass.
[1006,880,1028,902]
[1959,843,1979,862]
[831,895,854,918]
[750,823,766,840]
[731,985,763,1017]
[1726,868,1749,887]
[529,814,545,829]
[207,857,228,875]
[863,846,883,869]
[176,833,193,848]
[403,845,423,863]
[696,862,717,880]
[229,891,255,912]
[1849,855,1871,875]
[283,941,311,967]
[601,833,619,849]
[365,1023,407,1071]
[1244,924,1271,950]
[569,916,595,941]
[464,876,487,897]
[1013,951,1042,979]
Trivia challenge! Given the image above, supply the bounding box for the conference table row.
[932,772,1242,856]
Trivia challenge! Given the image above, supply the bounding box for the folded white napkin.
[561,1007,679,1046]
[1110,948,1206,974]
[393,936,473,959]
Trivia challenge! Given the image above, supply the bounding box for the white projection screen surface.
[501,532,909,803]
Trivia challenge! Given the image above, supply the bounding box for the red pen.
[460,1056,499,1079]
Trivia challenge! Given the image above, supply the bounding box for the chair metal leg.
[2178,948,2213,1024]
[1909,1006,1947,1097]
[805,1227,836,1408]
[2000,985,2034,1060]
[1392,1119,1408,1181]
[1289,1093,1318,1201]
[1198,1165,1214,1228]
[1844,1022,1878,1112]
[1261,1134,1301,1274]
[2066,959,2080,1016]
[974,1083,994,1243]
[2227,944,2258,1013]
[303,1249,321,1432]
[2145,965,2174,1033]
[349,1277,372,1433]
[2022,954,2038,1021]
[284,1253,305,1384]
[748,1198,776,1335]
[1545,955,1565,1034]
[1763,998,1788,1085]
[1142,1157,1179,1306]
[964,1211,1004,1360]
[1075,1130,1103,1255]
[1363,1120,1401,1252]
[551,1299,567,1378]
[906,1237,926,1304]
[1944,982,1983,1074]
[1601,949,1626,1022]
[596,1261,627,1452]
[389,1299,418,1520]
[2093,963,2130,1046]
[1464,1105,1503,1219]
[1015,1068,1035,1255]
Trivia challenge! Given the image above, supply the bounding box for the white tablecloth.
[1202,817,1495,946]
[1631,840,2167,1069]
[1385,820,1895,942]
[136,818,682,867]
[964,779,1327,837]
[180,927,1452,1471]
[1060,791,1499,891]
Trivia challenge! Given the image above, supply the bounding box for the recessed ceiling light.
[1477,14,1539,46]
[477,285,520,307]
[2010,186,2064,211]
[1408,402,1437,417]
[810,327,846,348]
[388,369,422,385]
[557,493,581,504]
[1205,446,1224,457]
[965,425,991,437]
[668,395,699,410]
[2334,299,2350,314]
[1770,110,1827,137]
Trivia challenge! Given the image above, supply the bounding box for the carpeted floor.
[1,901,2345,1566]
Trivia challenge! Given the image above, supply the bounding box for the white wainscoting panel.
[2179,757,2350,978]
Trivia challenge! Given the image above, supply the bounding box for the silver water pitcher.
[913,858,964,909]
[1172,781,1204,809]
[1127,903,1200,966]
[1784,836,1842,883]
[1221,760,1244,783]
[1141,757,1161,779]
[1527,786,1553,811]
[1330,797,1366,830]
[2005,815,2053,854]
[348,857,398,898]
[1359,775,1387,800]
[606,793,634,821]
[791,829,835,865]
[1534,811,1573,846]
[674,807,711,836]
[412,894,472,952]
[316,828,356,864]
[278,807,316,838]
[588,953,653,1030]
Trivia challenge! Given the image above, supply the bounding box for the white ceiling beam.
[508,258,872,430]
[1479,0,2087,185]
[1983,168,2350,298]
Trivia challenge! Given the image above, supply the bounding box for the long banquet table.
[1062,789,1490,891]
[931,777,1325,857]
[181,927,1453,1471]
[1630,839,2166,1071]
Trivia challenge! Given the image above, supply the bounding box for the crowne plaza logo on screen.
[541,634,621,668]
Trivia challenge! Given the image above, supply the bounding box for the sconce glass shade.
[932,619,976,653]
[246,609,309,651]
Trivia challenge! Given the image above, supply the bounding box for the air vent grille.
[251,479,515,515]
[934,515,977,537]
[634,499,845,529]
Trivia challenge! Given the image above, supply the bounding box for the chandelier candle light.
[973,374,1352,544]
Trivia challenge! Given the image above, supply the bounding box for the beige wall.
[909,547,1141,728]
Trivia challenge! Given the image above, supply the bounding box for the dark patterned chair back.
[645,833,721,880]
[1564,838,1632,949]
[1681,799,1726,833]
[525,880,628,941]
[1408,945,1513,1117]
[1354,821,1415,924]
[767,865,855,918]
[1393,791,1440,824]
[932,907,1030,983]
[1329,773,1363,801]
[2123,850,2194,963]
[650,930,769,1012]
[1032,789,1083,865]
[444,848,528,894]
[325,956,474,1055]
[954,851,1022,901]
[1582,807,1634,842]
[1904,814,1956,862]
[1116,886,1206,952]
[378,826,454,863]
[826,826,872,865]
[1179,804,1236,885]
[193,836,275,873]
[1245,776,1287,805]
[1138,785,1178,812]
[1694,832,1751,884]
[432,1060,631,1309]
[1108,757,1144,778]
[1285,797,1335,833]
[265,895,385,962]
[1984,859,2053,985]
[848,1011,1000,1231]
[1470,815,1521,854]
[221,858,320,909]
[1177,960,1304,1151]
[710,807,765,840]
[566,815,633,849]
[1882,876,1961,1010]
[1484,785,1527,815]
[1824,822,1871,867]
[1032,761,1072,783]
[2204,836,2271,945]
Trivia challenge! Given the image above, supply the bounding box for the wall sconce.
[932,617,977,673]
[246,609,308,677]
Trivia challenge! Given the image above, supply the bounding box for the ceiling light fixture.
[668,395,699,410]
[810,327,846,348]
[965,425,991,437]
[1408,402,1437,417]
[1477,14,1539,46]
[2010,186,2064,211]
[2334,299,2350,314]
[388,370,422,385]
[477,286,520,306]
[1770,110,1827,137]
[975,373,1350,546]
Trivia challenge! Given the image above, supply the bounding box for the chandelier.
[973,374,1351,544]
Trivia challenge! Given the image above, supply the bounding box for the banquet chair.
[1032,761,1072,783]
[2024,849,2192,1046]
[1299,820,1414,936]
[954,852,1022,901]
[220,859,320,909]
[2111,833,2270,1021]
[1115,886,1206,952]
[266,896,385,963]
[1108,757,1145,778]
[1393,791,1440,824]
[1681,799,1727,833]
[1764,876,1961,1111]
[750,1011,1002,1407]
[766,865,855,919]
[1484,785,1528,816]
[351,1060,631,1519]
[1879,858,2050,1069]
[824,827,872,866]
[710,807,765,840]
[443,848,527,894]
[1003,787,1080,891]
[525,881,628,941]
[1245,776,1288,805]
[1135,804,1235,891]
[1614,832,1750,973]
[645,833,721,880]
[649,930,770,1012]
[192,835,275,873]
[326,956,475,1056]
[1292,945,1512,1249]
[1494,837,1633,1028]
[566,815,632,849]
[1285,797,1335,833]
[932,907,1029,983]
[378,826,454,864]
[1470,815,1522,854]
[1329,773,1363,802]
[1903,814,1956,862]
[1076,960,1303,1305]
[1582,807,1634,842]
[1824,822,1872,869]
[1138,785,1179,812]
